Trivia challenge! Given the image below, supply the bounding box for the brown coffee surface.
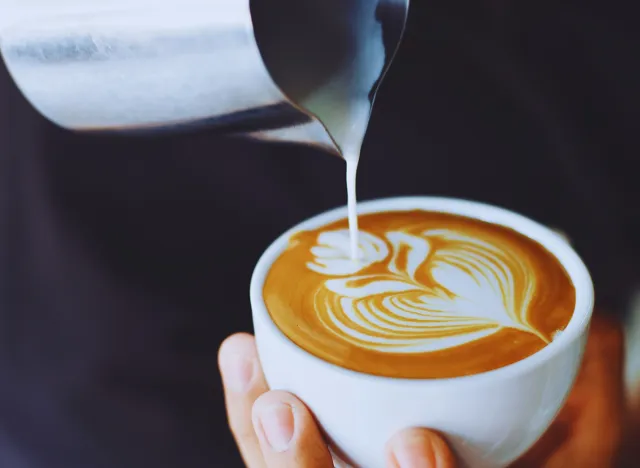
[263,210,575,378]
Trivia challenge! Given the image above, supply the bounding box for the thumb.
[252,390,334,468]
[387,428,457,468]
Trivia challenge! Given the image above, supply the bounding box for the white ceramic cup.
[250,197,594,468]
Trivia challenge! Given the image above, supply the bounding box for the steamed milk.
[301,74,375,261]
[264,211,576,379]
[346,157,360,259]
[283,2,386,260]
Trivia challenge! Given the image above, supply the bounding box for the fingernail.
[256,403,295,453]
[221,354,255,393]
[391,433,436,468]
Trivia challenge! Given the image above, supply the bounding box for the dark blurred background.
[0,1,638,467]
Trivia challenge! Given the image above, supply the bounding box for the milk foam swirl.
[307,228,548,353]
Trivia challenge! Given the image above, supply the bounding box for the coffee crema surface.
[263,210,575,378]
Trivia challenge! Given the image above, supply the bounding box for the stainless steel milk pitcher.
[0,0,409,153]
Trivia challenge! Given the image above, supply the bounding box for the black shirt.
[1,2,638,467]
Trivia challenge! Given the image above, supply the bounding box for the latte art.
[264,211,575,378]
[312,228,547,353]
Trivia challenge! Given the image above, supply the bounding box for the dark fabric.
[0,2,638,467]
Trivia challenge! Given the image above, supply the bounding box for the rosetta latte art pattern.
[307,228,549,353]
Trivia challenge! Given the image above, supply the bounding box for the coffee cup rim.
[250,196,594,386]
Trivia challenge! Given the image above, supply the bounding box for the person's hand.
[218,334,456,467]
[218,314,625,468]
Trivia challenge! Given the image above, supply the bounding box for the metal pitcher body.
[0,0,409,152]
